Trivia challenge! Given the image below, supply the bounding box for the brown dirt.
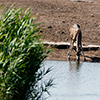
[0,0,100,62]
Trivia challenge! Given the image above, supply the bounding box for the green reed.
[0,6,53,100]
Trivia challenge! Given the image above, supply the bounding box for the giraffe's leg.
[80,46,86,61]
[76,35,80,61]
[76,54,80,62]
[67,41,74,60]
[76,46,80,61]
[73,47,77,54]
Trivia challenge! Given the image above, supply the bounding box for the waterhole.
[43,60,100,100]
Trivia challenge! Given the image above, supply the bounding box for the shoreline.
[45,58,100,63]
[45,44,100,62]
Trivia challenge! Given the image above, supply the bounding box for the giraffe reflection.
[68,61,83,71]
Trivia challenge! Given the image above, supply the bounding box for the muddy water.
[43,60,100,100]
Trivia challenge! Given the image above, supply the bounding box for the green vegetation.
[0,6,53,100]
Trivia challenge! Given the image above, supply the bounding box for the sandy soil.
[0,0,100,62]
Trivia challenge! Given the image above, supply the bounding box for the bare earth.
[0,0,100,62]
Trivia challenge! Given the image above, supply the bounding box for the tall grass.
[0,6,53,100]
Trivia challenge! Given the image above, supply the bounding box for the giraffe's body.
[67,24,85,61]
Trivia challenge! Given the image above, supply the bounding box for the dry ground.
[0,0,100,62]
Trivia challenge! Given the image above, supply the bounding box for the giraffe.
[67,24,86,61]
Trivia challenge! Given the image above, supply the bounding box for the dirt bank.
[0,0,100,62]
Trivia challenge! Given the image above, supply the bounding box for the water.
[42,60,100,100]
